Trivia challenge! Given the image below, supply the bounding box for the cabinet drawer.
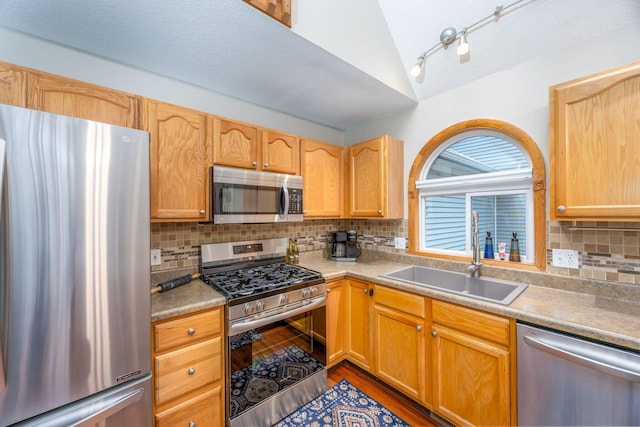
[155,337,222,405]
[374,285,425,318]
[155,384,222,427]
[154,308,222,353]
[432,300,510,346]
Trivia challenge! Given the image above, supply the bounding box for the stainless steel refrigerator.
[0,104,152,426]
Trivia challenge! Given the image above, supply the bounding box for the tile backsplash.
[152,219,640,286]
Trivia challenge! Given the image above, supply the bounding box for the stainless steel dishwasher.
[517,323,640,426]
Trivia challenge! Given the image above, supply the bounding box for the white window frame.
[416,131,534,261]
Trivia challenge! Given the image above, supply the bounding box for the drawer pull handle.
[189,422,196,427]
[188,328,195,335]
[188,368,195,375]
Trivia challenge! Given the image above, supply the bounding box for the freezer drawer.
[517,323,640,426]
[14,375,152,427]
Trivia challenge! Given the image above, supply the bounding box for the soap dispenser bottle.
[509,232,521,262]
[484,232,494,259]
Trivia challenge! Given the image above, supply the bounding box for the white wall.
[0,26,345,145]
[345,23,640,218]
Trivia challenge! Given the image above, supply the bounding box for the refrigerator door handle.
[69,387,144,427]
[0,138,5,393]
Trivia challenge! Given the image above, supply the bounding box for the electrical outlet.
[552,249,579,269]
[394,237,407,249]
[151,249,162,266]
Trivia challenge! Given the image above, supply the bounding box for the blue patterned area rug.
[272,379,411,427]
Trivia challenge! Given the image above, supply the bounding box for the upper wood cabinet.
[212,117,259,170]
[347,135,404,219]
[213,117,300,175]
[146,99,211,222]
[243,0,291,27]
[0,62,26,107]
[301,139,344,218]
[550,62,640,221]
[27,71,142,129]
[262,129,300,175]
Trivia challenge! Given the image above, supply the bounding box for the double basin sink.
[380,265,528,305]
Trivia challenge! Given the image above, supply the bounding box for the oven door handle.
[229,296,326,336]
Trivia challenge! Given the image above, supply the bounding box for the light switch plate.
[151,249,162,266]
[552,249,579,269]
[394,237,406,249]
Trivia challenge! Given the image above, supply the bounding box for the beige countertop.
[150,256,640,352]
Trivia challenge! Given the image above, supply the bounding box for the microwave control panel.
[288,189,303,214]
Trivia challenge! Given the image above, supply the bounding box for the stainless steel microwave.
[211,166,303,224]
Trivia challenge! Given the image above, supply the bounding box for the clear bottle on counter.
[509,232,521,262]
[292,239,299,264]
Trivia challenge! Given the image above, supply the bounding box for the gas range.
[200,238,326,324]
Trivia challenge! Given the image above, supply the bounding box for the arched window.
[408,119,546,271]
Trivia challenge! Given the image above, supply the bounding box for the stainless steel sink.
[380,265,528,305]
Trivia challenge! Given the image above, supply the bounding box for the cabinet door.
[301,139,343,218]
[373,304,425,403]
[326,279,346,366]
[346,280,372,371]
[155,385,222,427]
[262,129,300,175]
[0,62,26,107]
[347,135,404,218]
[212,117,259,170]
[147,100,210,222]
[431,324,511,427]
[550,62,640,220]
[27,72,141,128]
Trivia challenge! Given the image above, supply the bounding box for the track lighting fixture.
[409,0,533,81]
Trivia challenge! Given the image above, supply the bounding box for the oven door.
[226,299,327,427]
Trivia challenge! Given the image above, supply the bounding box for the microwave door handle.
[0,139,5,392]
[280,184,289,217]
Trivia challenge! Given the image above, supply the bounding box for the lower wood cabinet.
[345,278,374,371]
[326,277,347,367]
[335,279,516,426]
[152,307,225,427]
[431,300,515,427]
[373,285,430,405]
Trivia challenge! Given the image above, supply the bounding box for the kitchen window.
[408,119,546,271]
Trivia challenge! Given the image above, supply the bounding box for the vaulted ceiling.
[0,0,638,130]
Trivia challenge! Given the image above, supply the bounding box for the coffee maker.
[331,230,359,261]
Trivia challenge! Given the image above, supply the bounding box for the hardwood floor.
[328,362,440,427]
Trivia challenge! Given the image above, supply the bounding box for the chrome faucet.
[467,211,482,277]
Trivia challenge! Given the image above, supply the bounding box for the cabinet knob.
[363,288,368,294]
[377,210,383,215]
[252,161,257,166]
[264,163,269,168]
[416,325,422,331]
[199,210,206,215]
[431,331,437,337]
[189,421,196,427]
[188,328,195,336]
[557,205,566,213]
[188,367,195,375]
[327,288,331,293]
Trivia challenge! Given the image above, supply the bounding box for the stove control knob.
[310,287,318,296]
[279,295,290,305]
[244,303,255,315]
[255,301,265,312]
[301,288,310,298]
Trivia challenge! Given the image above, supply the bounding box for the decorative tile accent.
[151,219,408,272]
[547,221,640,285]
[151,218,640,287]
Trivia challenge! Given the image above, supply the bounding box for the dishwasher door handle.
[523,334,640,383]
